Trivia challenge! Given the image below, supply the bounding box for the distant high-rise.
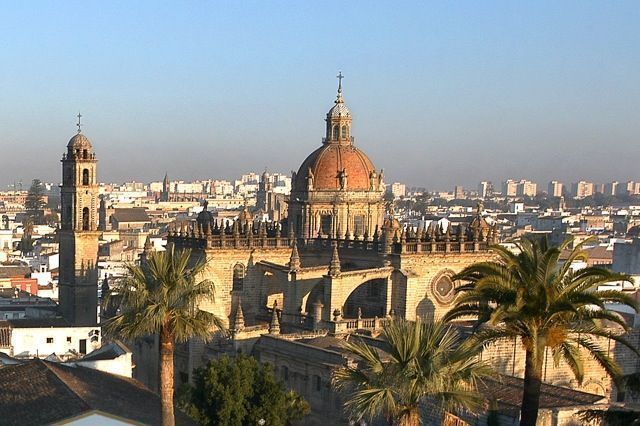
[572,181,594,199]
[454,185,465,199]
[548,181,563,197]
[516,180,537,197]
[477,181,493,199]
[59,120,100,326]
[604,181,619,196]
[390,182,406,198]
[502,179,518,197]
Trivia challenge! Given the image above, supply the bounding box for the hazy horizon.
[1,1,639,190]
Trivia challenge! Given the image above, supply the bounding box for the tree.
[180,354,310,426]
[19,217,34,256]
[25,179,46,224]
[332,319,494,426]
[104,246,225,426]
[444,236,639,426]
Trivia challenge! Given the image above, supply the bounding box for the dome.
[294,143,377,192]
[327,101,351,118]
[67,133,93,150]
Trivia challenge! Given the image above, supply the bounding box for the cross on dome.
[335,71,344,103]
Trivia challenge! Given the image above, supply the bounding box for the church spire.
[269,300,280,335]
[329,242,341,277]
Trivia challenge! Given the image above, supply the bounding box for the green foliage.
[181,355,310,426]
[19,217,34,255]
[25,179,46,224]
[445,236,640,422]
[332,319,495,425]
[104,245,225,342]
[578,408,640,425]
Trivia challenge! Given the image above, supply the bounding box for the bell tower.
[58,114,100,326]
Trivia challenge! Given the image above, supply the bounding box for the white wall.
[7,325,101,358]
[76,352,133,378]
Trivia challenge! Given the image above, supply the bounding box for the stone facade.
[58,130,100,326]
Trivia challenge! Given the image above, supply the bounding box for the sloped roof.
[0,265,31,279]
[478,375,604,416]
[81,341,130,362]
[0,359,175,425]
[111,208,150,223]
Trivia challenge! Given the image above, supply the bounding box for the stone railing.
[168,224,491,254]
[395,240,488,254]
[326,316,390,334]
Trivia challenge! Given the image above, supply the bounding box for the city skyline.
[2,1,639,188]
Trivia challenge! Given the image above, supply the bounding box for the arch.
[582,379,607,397]
[232,263,245,291]
[82,169,90,186]
[82,207,90,230]
[332,125,339,139]
[304,282,325,315]
[343,278,387,318]
[341,125,347,139]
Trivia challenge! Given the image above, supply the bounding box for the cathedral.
[58,78,634,425]
[167,78,496,332]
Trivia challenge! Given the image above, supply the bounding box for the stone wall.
[394,251,495,321]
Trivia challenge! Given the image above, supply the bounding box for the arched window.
[82,207,90,231]
[232,264,245,291]
[83,149,88,159]
[341,125,347,139]
[332,125,339,139]
[82,169,90,186]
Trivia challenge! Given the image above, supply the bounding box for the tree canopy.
[445,236,639,425]
[333,319,494,426]
[25,179,46,224]
[180,354,310,426]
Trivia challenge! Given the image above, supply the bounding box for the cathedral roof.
[293,74,378,192]
[327,97,351,118]
[294,143,376,191]
[67,133,93,150]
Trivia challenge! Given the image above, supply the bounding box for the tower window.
[82,207,90,231]
[83,149,88,159]
[332,125,339,139]
[341,125,347,139]
[232,264,245,291]
[82,169,90,186]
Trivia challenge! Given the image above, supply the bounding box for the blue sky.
[1,1,639,190]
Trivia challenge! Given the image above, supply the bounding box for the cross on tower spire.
[76,113,82,133]
[336,71,344,93]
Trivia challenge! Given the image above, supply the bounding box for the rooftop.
[0,359,193,425]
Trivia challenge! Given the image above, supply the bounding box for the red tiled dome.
[295,143,376,191]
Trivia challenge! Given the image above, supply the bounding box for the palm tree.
[105,245,225,426]
[444,236,639,426]
[333,319,494,426]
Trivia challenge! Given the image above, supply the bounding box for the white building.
[0,318,101,358]
[548,181,563,197]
